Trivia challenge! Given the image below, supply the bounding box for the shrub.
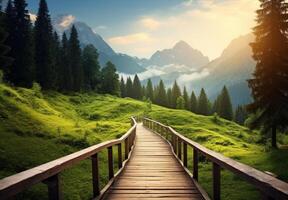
[32,82,43,98]
[0,70,3,84]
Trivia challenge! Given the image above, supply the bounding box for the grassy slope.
[0,84,287,200]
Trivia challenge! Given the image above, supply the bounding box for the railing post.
[174,136,178,155]
[118,143,122,169]
[108,147,114,180]
[178,139,182,160]
[193,148,198,181]
[125,138,129,159]
[91,153,100,197]
[213,162,221,200]
[44,174,61,200]
[183,143,187,167]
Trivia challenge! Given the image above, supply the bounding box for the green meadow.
[0,84,287,200]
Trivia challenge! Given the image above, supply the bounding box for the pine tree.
[100,61,119,96]
[218,86,233,120]
[120,77,126,97]
[197,88,210,115]
[248,0,288,148]
[183,87,190,110]
[145,79,154,101]
[58,33,72,91]
[166,88,172,108]
[82,44,101,91]
[141,85,146,100]
[190,91,197,113]
[155,80,167,106]
[52,31,61,90]
[6,0,34,87]
[0,4,13,76]
[126,77,133,98]
[132,74,142,99]
[234,105,248,125]
[176,96,185,110]
[212,95,221,114]
[69,25,83,91]
[34,0,55,89]
[171,81,182,108]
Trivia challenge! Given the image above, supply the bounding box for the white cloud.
[29,13,37,23]
[59,15,75,28]
[108,0,259,59]
[108,33,154,45]
[177,68,210,86]
[119,66,165,81]
[139,17,160,30]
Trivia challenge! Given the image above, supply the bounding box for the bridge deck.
[103,124,204,200]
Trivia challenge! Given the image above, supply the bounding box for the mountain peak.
[173,40,191,50]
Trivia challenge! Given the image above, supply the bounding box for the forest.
[0,0,288,200]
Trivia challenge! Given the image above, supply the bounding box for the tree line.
[0,0,120,94]
[120,76,247,124]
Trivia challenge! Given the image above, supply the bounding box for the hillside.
[0,84,287,200]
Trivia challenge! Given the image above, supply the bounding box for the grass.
[0,83,287,200]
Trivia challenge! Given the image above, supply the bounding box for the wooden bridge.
[1,117,288,200]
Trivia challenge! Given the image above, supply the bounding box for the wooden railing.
[0,117,137,200]
[143,118,288,200]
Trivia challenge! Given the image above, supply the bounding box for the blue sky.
[26,0,259,59]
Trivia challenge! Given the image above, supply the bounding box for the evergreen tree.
[0,3,13,76]
[34,0,55,89]
[212,95,221,114]
[6,0,34,87]
[171,81,181,108]
[58,33,72,91]
[82,44,101,91]
[248,0,288,148]
[197,88,210,115]
[100,61,119,96]
[120,77,126,97]
[132,74,142,99]
[166,88,172,108]
[145,79,154,101]
[141,85,146,100]
[69,25,83,91]
[190,91,197,113]
[183,86,190,110]
[176,96,185,110]
[52,31,61,90]
[126,77,133,98]
[234,105,248,125]
[155,80,167,106]
[218,86,233,120]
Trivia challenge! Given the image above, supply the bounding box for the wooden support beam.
[44,174,61,200]
[108,147,114,180]
[183,143,188,168]
[213,162,221,200]
[125,138,129,159]
[91,154,100,197]
[193,148,198,181]
[178,139,182,160]
[118,143,122,169]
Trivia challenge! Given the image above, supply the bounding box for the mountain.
[52,15,145,74]
[145,41,209,69]
[140,34,255,107]
[185,34,255,106]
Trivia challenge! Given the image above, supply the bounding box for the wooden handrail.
[0,117,137,200]
[142,117,288,200]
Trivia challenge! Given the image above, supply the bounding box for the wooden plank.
[103,124,204,200]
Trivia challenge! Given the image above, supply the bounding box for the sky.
[26,0,259,60]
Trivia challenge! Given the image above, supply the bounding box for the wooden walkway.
[103,124,204,200]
